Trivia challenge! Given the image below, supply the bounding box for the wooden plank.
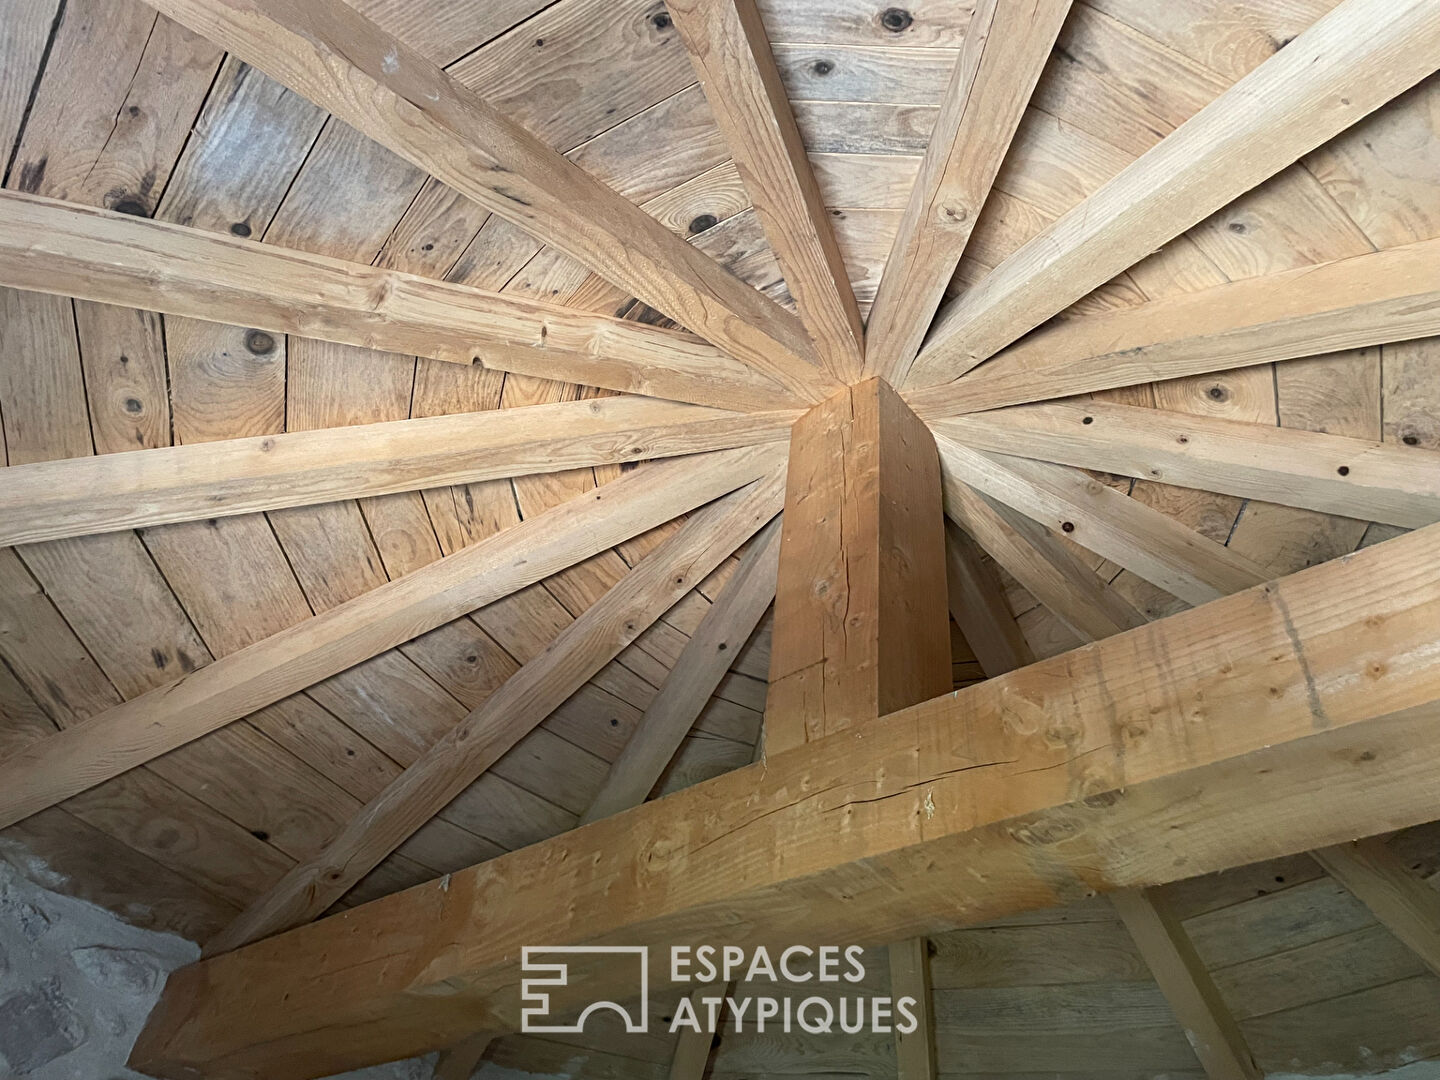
[936,441,1273,606]
[907,235,1440,421]
[865,0,1072,383]
[1111,889,1260,1080]
[0,445,784,830]
[583,518,782,824]
[766,378,950,754]
[1311,838,1440,978]
[668,0,864,382]
[432,1033,495,1080]
[146,0,838,404]
[0,191,799,412]
[129,519,1440,1079]
[932,401,1440,530]
[0,397,797,546]
[940,471,1146,643]
[906,0,1440,386]
[890,938,938,1080]
[669,982,728,1080]
[207,470,787,953]
[945,522,1034,678]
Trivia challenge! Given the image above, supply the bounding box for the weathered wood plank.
[0,397,796,545]
[930,401,1440,530]
[1112,889,1260,1080]
[866,0,1071,382]
[130,519,1440,1078]
[1312,838,1440,979]
[207,470,786,953]
[0,445,785,829]
[145,0,839,402]
[669,0,864,382]
[0,191,799,411]
[583,518,782,824]
[908,0,1440,385]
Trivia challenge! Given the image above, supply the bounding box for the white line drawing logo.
[520,946,649,1034]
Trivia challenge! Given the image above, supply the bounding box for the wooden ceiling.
[1,0,1439,1076]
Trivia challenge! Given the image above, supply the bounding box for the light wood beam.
[1111,889,1260,1080]
[582,517,783,825]
[766,378,950,755]
[0,398,797,547]
[206,471,787,954]
[1312,838,1440,978]
[945,522,1034,678]
[144,0,838,402]
[668,982,729,1080]
[0,191,800,412]
[931,401,1440,530]
[865,0,1072,384]
[0,445,785,831]
[130,521,1440,1080]
[906,0,1440,386]
[432,1034,495,1080]
[936,439,1273,606]
[668,0,863,382]
[889,938,937,1080]
[941,472,1146,642]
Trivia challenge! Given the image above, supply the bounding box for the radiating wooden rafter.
[931,401,1440,530]
[0,0,1432,1075]
[144,0,840,402]
[208,470,785,953]
[0,396,795,546]
[906,0,1440,386]
[0,445,784,830]
[668,0,864,382]
[0,192,801,411]
[864,0,1072,384]
[907,236,1440,420]
[130,520,1440,1077]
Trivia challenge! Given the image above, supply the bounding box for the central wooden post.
[765,377,951,755]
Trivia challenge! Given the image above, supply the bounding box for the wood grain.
[668,0,864,382]
[0,397,797,545]
[866,0,1072,382]
[931,401,1440,530]
[130,519,1440,1078]
[145,0,839,402]
[0,445,785,829]
[766,379,950,753]
[207,470,786,953]
[0,191,800,411]
[908,0,1440,385]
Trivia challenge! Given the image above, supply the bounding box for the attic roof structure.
[1,0,1440,1077]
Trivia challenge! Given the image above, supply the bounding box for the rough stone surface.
[0,860,431,1079]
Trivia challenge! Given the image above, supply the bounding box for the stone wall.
[0,861,434,1080]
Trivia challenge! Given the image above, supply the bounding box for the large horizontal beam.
[931,401,1440,529]
[0,192,801,412]
[132,521,1440,1079]
[145,0,838,402]
[907,0,1440,385]
[0,397,796,546]
[906,236,1440,420]
[0,445,786,830]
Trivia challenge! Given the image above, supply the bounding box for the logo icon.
[520,946,649,1033]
